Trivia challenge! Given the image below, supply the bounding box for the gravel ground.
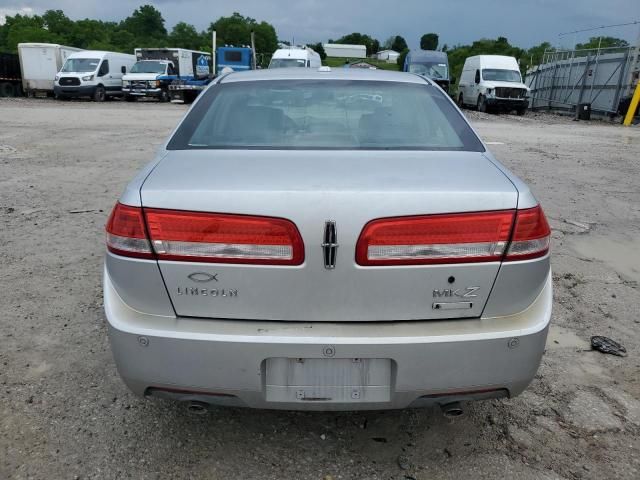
[1,98,639,480]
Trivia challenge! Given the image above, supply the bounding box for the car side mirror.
[121,66,126,74]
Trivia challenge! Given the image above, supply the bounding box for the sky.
[1,0,639,50]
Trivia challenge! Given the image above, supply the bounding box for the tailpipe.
[186,400,209,415]
[440,401,464,418]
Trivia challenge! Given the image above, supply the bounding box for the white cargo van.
[18,43,83,96]
[268,46,321,69]
[54,51,137,101]
[457,55,529,114]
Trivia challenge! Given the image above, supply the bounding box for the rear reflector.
[504,206,550,261]
[105,203,153,259]
[356,210,515,266]
[144,209,304,265]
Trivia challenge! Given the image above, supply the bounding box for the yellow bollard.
[623,81,640,126]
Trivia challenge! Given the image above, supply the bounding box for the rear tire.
[458,93,464,108]
[477,95,487,113]
[0,82,15,97]
[93,85,106,102]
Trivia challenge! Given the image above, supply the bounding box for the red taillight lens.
[504,206,550,261]
[356,210,515,266]
[105,203,153,259]
[144,209,304,265]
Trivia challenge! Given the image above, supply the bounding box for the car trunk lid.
[140,149,518,321]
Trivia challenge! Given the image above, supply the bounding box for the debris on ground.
[563,219,591,231]
[591,336,627,357]
[397,455,411,470]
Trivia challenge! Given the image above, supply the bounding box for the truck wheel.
[160,89,170,102]
[93,86,106,102]
[516,107,527,116]
[124,95,137,102]
[457,93,464,108]
[0,82,15,97]
[477,95,487,113]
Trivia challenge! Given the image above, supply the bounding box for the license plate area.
[265,358,392,403]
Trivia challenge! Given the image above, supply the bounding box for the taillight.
[356,210,515,266]
[144,209,304,265]
[504,205,550,261]
[105,203,153,259]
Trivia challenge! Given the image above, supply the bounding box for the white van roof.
[469,55,519,69]
[272,47,318,60]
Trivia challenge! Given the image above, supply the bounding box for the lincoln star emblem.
[188,272,218,283]
[322,221,338,269]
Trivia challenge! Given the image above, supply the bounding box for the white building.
[322,43,367,59]
[376,49,400,63]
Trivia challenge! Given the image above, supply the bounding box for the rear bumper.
[104,267,551,411]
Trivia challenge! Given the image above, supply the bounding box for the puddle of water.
[547,326,590,350]
[569,235,640,283]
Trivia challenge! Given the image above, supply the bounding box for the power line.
[558,20,640,37]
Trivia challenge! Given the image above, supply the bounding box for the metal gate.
[525,46,639,116]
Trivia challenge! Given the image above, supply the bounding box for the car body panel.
[104,266,551,410]
[104,68,551,410]
[140,150,518,321]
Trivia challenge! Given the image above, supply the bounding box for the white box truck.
[457,55,530,115]
[54,50,137,101]
[122,48,212,102]
[18,43,83,96]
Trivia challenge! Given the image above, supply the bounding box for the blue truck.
[169,46,254,103]
[122,48,212,102]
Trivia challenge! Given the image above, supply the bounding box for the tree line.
[0,7,279,65]
[0,4,630,77]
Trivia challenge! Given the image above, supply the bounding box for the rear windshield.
[168,80,484,151]
[224,51,242,62]
[408,62,448,80]
[269,58,307,68]
[130,61,167,74]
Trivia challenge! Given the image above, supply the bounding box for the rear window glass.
[224,51,242,62]
[168,80,484,151]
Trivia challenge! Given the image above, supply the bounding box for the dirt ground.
[1,98,639,480]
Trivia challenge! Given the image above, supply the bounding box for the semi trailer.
[0,52,22,97]
[18,43,83,96]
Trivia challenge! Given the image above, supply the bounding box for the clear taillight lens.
[144,209,304,265]
[504,205,550,261]
[356,210,515,266]
[105,203,153,259]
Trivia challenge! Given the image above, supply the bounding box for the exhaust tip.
[440,401,464,418]
[186,401,209,415]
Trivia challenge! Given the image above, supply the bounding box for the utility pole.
[212,30,217,75]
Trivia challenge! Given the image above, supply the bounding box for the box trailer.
[0,52,22,97]
[18,43,83,96]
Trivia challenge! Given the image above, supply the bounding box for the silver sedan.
[104,67,551,413]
